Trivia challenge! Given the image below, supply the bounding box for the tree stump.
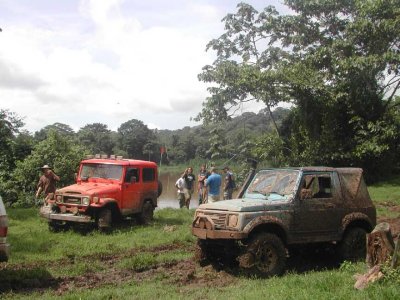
[366,222,395,268]
[392,234,400,268]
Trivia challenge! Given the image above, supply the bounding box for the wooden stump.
[366,222,395,268]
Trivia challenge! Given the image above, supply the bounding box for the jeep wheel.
[338,227,367,261]
[138,201,154,224]
[98,208,112,230]
[239,233,286,277]
[194,239,210,266]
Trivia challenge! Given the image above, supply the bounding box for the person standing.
[223,166,236,200]
[35,165,60,205]
[197,164,209,205]
[175,177,187,209]
[181,167,195,209]
[205,167,222,203]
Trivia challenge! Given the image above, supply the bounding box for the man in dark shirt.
[223,166,236,200]
[182,167,195,208]
[197,164,209,205]
[36,165,60,205]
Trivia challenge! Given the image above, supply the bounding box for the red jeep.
[40,156,162,231]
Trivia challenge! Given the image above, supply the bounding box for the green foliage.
[117,119,156,160]
[77,123,115,155]
[2,130,88,205]
[199,1,400,177]
[381,259,400,285]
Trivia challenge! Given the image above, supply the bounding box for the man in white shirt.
[175,177,187,208]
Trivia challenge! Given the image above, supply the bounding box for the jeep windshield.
[80,164,123,181]
[245,169,299,201]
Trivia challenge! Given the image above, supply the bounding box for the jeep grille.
[203,212,227,229]
[63,196,82,205]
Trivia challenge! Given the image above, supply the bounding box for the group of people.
[175,165,236,209]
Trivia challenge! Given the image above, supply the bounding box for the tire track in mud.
[0,242,237,296]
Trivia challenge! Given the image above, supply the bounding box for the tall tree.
[77,123,115,155]
[117,119,155,159]
[34,122,75,141]
[198,1,400,176]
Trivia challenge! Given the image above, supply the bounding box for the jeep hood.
[199,198,274,212]
[57,183,119,196]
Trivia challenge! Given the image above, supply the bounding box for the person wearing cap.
[205,167,221,203]
[35,165,60,205]
[223,166,236,200]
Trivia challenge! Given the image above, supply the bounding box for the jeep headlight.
[56,195,62,203]
[82,197,90,205]
[228,214,238,227]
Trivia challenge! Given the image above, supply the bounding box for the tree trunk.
[265,103,280,137]
[366,222,395,268]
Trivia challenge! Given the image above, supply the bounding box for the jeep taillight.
[0,215,8,237]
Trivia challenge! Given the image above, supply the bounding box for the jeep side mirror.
[300,188,312,200]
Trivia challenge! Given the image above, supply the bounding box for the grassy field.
[1,178,399,299]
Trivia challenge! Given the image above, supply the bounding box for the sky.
[0,0,288,132]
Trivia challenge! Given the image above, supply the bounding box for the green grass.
[1,177,400,299]
[368,175,400,218]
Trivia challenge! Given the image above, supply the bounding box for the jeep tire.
[338,227,367,261]
[194,239,211,266]
[98,208,112,230]
[138,201,154,224]
[239,233,286,277]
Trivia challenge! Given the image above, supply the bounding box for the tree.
[3,130,88,205]
[198,1,400,176]
[0,109,25,186]
[77,123,115,155]
[34,122,75,141]
[117,119,155,159]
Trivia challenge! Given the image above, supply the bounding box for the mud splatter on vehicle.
[192,167,376,277]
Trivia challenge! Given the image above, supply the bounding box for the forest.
[1,0,400,206]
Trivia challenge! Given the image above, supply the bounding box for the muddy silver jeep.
[192,167,376,277]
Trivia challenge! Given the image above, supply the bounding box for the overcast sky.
[0,0,287,132]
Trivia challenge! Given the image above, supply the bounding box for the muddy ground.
[1,210,399,297]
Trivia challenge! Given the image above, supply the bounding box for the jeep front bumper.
[192,215,247,240]
[40,205,93,223]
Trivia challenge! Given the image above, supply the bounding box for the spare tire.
[157,180,163,197]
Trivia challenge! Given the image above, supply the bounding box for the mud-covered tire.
[138,201,154,225]
[337,227,367,261]
[194,239,211,266]
[97,208,112,230]
[239,233,286,277]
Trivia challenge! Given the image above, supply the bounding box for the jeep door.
[121,167,141,214]
[293,171,343,242]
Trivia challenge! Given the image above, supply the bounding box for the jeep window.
[125,168,139,183]
[246,170,299,199]
[143,168,155,182]
[301,174,332,199]
[81,164,123,180]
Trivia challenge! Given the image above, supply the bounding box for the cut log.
[366,222,395,268]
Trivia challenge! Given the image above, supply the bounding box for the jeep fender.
[90,198,119,209]
[243,215,288,244]
[341,212,374,235]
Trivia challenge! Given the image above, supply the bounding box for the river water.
[156,171,200,209]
